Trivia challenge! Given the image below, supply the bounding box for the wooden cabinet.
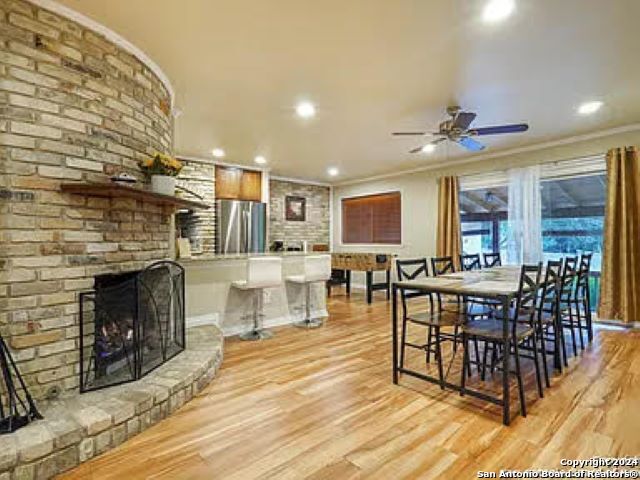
[215,166,262,201]
[239,170,262,201]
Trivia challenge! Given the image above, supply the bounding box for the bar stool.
[232,257,282,341]
[286,255,331,328]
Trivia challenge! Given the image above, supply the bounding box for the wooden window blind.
[342,192,401,244]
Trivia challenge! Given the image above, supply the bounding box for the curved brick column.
[0,0,175,401]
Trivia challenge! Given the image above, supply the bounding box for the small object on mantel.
[110,172,137,185]
[60,182,210,210]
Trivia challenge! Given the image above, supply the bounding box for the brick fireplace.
[0,0,174,401]
[0,3,225,477]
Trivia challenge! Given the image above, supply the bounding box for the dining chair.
[396,258,464,389]
[431,256,488,375]
[460,263,545,417]
[535,259,564,384]
[396,259,435,361]
[483,252,502,268]
[460,254,482,271]
[572,253,593,345]
[558,256,579,361]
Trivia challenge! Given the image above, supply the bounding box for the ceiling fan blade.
[409,145,425,153]
[457,137,485,152]
[470,123,529,136]
[392,131,426,136]
[452,111,477,130]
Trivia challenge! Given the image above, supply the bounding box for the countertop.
[178,252,330,264]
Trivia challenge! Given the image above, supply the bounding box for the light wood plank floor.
[60,292,640,479]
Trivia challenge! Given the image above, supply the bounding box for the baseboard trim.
[189,310,330,337]
[186,312,220,328]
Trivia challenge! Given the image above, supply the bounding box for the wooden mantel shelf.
[60,183,210,210]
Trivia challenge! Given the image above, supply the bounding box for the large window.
[342,192,401,244]
[460,187,509,259]
[460,168,605,310]
[541,174,605,310]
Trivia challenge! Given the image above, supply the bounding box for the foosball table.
[328,253,394,304]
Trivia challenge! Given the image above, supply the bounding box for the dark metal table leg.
[346,270,351,296]
[386,269,391,300]
[392,284,399,384]
[501,295,511,426]
[366,271,373,304]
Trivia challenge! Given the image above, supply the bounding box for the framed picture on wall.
[285,196,306,221]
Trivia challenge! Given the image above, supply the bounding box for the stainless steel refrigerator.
[215,200,267,254]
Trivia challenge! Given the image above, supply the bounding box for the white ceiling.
[56,0,640,182]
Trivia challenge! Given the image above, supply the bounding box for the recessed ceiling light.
[577,100,603,115]
[482,0,515,23]
[421,143,436,154]
[212,148,225,158]
[327,167,339,177]
[254,155,267,165]
[296,101,316,118]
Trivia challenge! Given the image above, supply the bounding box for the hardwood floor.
[60,292,640,479]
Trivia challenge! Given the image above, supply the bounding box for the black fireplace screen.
[79,261,185,392]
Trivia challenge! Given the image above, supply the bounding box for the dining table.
[391,265,538,426]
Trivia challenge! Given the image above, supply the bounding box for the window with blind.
[341,192,401,244]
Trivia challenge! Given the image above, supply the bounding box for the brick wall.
[175,157,215,255]
[269,179,330,248]
[0,0,174,400]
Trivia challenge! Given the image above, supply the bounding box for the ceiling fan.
[393,106,529,153]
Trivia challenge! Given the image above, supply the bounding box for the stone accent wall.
[269,179,330,248]
[175,157,215,255]
[0,0,174,400]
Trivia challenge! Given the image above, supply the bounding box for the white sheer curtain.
[506,165,542,264]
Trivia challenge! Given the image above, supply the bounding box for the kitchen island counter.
[179,251,321,264]
[181,253,329,336]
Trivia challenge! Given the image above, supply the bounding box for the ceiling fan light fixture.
[482,0,515,23]
[254,155,267,165]
[212,148,225,158]
[421,143,436,154]
[327,167,339,177]
[296,101,316,118]
[577,100,603,115]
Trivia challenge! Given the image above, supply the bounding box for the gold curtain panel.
[598,146,640,323]
[436,176,462,268]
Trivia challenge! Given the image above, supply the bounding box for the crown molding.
[28,0,175,107]
[334,123,640,187]
[270,175,332,188]
[176,154,269,173]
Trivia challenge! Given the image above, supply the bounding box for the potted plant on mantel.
[139,152,183,196]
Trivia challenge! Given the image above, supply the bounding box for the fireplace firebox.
[79,261,185,392]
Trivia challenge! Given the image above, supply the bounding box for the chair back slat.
[559,256,578,302]
[396,258,431,311]
[539,259,563,316]
[514,263,543,323]
[575,252,592,297]
[460,254,481,271]
[483,252,502,268]
[396,258,429,281]
[431,256,455,276]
